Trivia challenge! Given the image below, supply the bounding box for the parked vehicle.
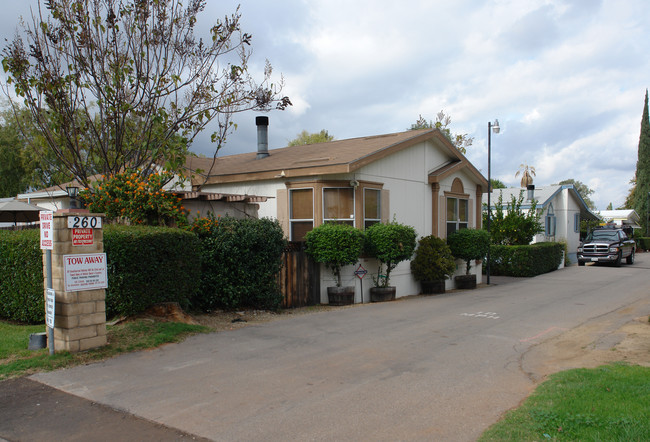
[577,226,635,266]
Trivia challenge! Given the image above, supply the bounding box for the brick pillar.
[44,211,107,352]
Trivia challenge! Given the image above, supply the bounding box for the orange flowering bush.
[189,213,221,238]
[80,171,188,227]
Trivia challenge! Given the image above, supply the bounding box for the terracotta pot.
[420,280,445,294]
[454,274,477,290]
[327,286,355,306]
[370,286,396,302]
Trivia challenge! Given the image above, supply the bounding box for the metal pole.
[46,249,54,355]
[487,122,492,285]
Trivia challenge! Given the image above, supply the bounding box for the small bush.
[104,225,202,318]
[489,242,563,277]
[447,229,490,275]
[410,235,456,281]
[365,221,417,287]
[197,217,286,311]
[305,223,364,287]
[0,230,44,323]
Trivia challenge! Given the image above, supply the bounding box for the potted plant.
[365,221,417,302]
[447,228,490,289]
[410,235,456,294]
[305,223,364,305]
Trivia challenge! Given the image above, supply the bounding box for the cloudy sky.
[2,0,648,209]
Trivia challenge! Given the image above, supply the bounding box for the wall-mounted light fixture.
[66,185,79,210]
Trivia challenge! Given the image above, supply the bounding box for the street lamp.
[486,119,500,285]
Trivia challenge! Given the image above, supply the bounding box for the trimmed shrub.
[197,217,286,311]
[365,221,417,287]
[447,228,490,275]
[410,235,456,281]
[305,223,364,287]
[104,225,202,318]
[489,242,563,277]
[0,230,44,323]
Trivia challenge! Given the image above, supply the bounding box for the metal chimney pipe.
[256,116,269,159]
[527,184,535,201]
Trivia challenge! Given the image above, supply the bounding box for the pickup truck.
[577,226,635,266]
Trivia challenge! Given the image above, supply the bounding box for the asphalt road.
[3,254,649,441]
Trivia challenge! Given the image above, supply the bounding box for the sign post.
[39,211,55,355]
[354,264,368,304]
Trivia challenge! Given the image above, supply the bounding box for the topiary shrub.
[410,235,456,282]
[447,228,490,275]
[365,221,417,287]
[196,217,286,311]
[305,223,364,287]
[0,230,44,323]
[104,225,202,318]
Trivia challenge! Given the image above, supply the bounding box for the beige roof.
[186,128,486,187]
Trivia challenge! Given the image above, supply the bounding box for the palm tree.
[515,164,536,187]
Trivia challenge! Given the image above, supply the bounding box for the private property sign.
[72,228,94,246]
[63,253,108,292]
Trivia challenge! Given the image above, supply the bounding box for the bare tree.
[2,0,290,187]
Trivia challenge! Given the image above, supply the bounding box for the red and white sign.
[39,211,54,250]
[63,253,108,292]
[72,228,94,246]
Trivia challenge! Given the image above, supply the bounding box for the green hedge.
[104,225,202,318]
[636,237,650,250]
[0,230,44,324]
[488,242,563,277]
[197,217,286,311]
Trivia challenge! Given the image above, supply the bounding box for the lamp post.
[66,185,79,210]
[486,119,500,285]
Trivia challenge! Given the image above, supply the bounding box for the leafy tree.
[287,129,334,146]
[484,190,543,246]
[490,179,507,190]
[556,179,596,210]
[0,110,28,197]
[408,110,474,154]
[631,89,650,234]
[2,0,290,188]
[606,202,613,210]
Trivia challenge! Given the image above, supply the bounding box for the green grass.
[479,363,650,441]
[0,320,211,381]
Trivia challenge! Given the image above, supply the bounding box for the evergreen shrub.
[0,230,43,323]
[365,221,417,287]
[489,242,563,277]
[197,217,286,311]
[305,223,364,287]
[104,225,202,318]
[447,229,490,275]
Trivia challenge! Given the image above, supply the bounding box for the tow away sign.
[63,253,108,292]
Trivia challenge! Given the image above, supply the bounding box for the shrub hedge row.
[636,237,650,250]
[197,217,286,311]
[0,230,44,324]
[0,217,286,323]
[488,242,563,277]
[103,225,202,318]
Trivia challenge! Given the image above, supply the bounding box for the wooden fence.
[279,242,320,308]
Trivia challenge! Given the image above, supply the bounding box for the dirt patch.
[522,315,650,382]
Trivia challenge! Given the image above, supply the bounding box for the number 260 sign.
[67,216,102,229]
